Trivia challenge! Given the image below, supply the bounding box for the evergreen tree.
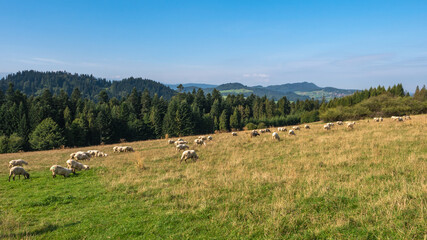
[230,108,241,130]
[219,109,229,131]
[29,118,65,150]
[175,100,194,136]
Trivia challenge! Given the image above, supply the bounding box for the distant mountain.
[167,83,217,90]
[265,82,322,92]
[0,70,176,100]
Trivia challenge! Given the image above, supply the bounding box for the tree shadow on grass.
[1,221,80,238]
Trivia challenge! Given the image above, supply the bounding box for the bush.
[29,118,65,150]
[257,122,266,129]
[8,133,25,152]
[245,123,257,130]
[300,110,319,123]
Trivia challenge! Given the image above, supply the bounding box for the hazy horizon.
[1,1,426,91]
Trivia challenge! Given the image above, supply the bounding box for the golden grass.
[1,115,426,238]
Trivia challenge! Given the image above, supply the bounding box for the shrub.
[257,122,266,129]
[8,133,25,153]
[245,123,257,130]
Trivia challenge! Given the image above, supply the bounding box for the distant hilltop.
[167,82,357,101]
[1,70,357,101]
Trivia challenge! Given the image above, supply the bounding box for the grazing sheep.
[198,136,207,141]
[207,136,213,141]
[180,150,199,163]
[404,115,411,120]
[336,121,343,125]
[398,117,404,122]
[86,150,99,157]
[66,159,89,173]
[50,165,73,178]
[232,132,237,136]
[176,144,190,151]
[265,129,271,133]
[380,117,383,121]
[289,129,296,135]
[168,140,175,144]
[293,126,300,130]
[373,117,380,122]
[272,132,280,141]
[304,125,310,129]
[347,122,355,129]
[177,138,184,141]
[114,146,134,152]
[250,130,260,138]
[9,159,28,168]
[259,129,266,133]
[278,127,287,132]
[174,140,188,145]
[95,151,107,157]
[8,166,30,182]
[72,152,91,161]
[391,116,399,120]
[324,124,331,130]
[113,146,119,152]
[194,139,206,146]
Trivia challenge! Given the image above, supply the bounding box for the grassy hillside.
[1,115,426,239]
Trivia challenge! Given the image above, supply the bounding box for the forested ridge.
[0,70,176,100]
[0,70,426,153]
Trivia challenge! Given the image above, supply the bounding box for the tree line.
[0,82,426,153]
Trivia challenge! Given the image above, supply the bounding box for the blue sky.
[1,0,426,91]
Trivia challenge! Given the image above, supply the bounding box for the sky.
[0,0,426,91]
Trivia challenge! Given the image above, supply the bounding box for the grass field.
[1,115,426,239]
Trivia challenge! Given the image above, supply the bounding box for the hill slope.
[0,115,425,239]
[0,70,176,100]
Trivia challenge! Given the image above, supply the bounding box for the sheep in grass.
[304,125,310,129]
[259,129,266,133]
[66,159,89,173]
[180,150,199,163]
[194,138,206,146]
[232,132,238,136]
[324,124,331,130]
[347,122,355,129]
[177,138,184,141]
[336,121,343,125]
[8,166,30,182]
[50,165,73,178]
[250,130,260,138]
[404,115,411,120]
[9,159,28,168]
[174,140,188,145]
[380,117,383,121]
[288,129,296,136]
[272,132,280,141]
[95,151,107,157]
[278,127,287,132]
[207,136,213,141]
[168,140,175,144]
[292,126,300,130]
[176,144,190,152]
[72,152,90,161]
[265,129,271,133]
[86,150,99,157]
[198,136,208,141]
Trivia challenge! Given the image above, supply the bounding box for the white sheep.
[278,127,287,132]
[336,121,343,125]
[347,122,355,129]
[174,140,188,145]
[168,140,175,144]
[72,152,90,161]
[323,124,331,130]
[232,132,237,136]
[265,129,271,132]
[304,125,310,129]
[289,129,296,135]
[96,151,107,157]
[293,126,300,130]
[404,115,411,120]
[180,150,199,163]
[259,129,266,133]
[373,117,379,122]
[207,136,213,141]
[8,166,30,181]
[380,117,383,121]
[194,138,206,146]
[176,144,190,151]
[86,150,99,157]
[8,159,28,168]
[177,138,184,141]
[66,159,89,173]
[50,165,73,178]
[272,132,280,141]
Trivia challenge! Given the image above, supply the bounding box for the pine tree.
[229,108,241,130]
[175,100,194,136]
[219,109,229,131]
[29,118,65,150]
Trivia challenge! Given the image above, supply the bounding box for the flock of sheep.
[167,136,213,163]
[8,147,130,181]
[7,115,411,181]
